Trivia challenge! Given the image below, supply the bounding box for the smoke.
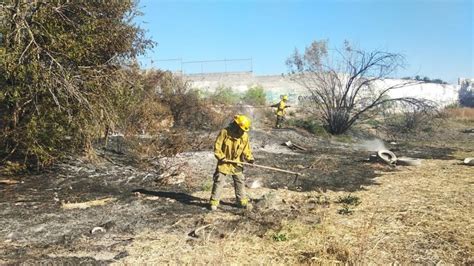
[239,105,265,129]
[355,138,388,152]
[249,179,263,189]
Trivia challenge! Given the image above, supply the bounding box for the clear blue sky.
[136,0,473,84]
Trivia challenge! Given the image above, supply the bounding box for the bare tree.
[459,80,474,107]
[286,40,431,135]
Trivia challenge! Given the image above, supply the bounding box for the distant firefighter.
[271,95,291,128]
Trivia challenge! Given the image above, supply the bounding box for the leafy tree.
[286,40,431,135]
[0,1,153,166]
[210,85,241,105]
[242,85,266,106]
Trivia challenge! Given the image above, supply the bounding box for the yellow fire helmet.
[234,114,251,132]
[282,95,288,101]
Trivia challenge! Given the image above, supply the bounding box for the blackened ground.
[1,121,472,264]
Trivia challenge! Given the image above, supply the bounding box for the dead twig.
[188,224,212,238]
[0,179,20,185]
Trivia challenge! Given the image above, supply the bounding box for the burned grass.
[250,149,384,192]
[1,122,473,264]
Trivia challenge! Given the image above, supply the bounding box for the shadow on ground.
[132,189,239,208]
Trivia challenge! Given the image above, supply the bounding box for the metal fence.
[154,58,253,74]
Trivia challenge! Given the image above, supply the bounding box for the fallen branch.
[284,140,307,151]
[91,227,106,234]
[61,197,116,210]
[188,224,212,238]
[0,179,19,185]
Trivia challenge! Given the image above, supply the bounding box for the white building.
[186,72,460,108]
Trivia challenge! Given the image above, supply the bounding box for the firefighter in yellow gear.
[271,95,290,128]
[210,114,254,211]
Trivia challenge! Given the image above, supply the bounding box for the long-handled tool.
[223,159,303,183]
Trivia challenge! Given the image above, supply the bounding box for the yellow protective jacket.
[272,100,287,116]
[214,126,254,175]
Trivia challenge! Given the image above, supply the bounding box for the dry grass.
[61,197,116,210]
[308,155,340,173]
[117,159,472,264]
[117,216,353,264]
[452,150,474,160]
[444,107,474,122]
[0,179,19,185]
[352,160,473,264]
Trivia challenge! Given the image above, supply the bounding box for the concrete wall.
[185,72,306,104]
[185,72,460,107]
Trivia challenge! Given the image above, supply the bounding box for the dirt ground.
[1,119,473,264]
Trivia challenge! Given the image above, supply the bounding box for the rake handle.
[223,160,303,176]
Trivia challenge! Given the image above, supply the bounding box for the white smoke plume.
[355,138,388,152]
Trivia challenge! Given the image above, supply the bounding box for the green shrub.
[288,118,327,135]
[210,86,241,105]
[272,232,288,242]
[335,194,360,215]
[333,134,354,143]
[337,205,354,215]
[445,103,461,109]
[335,194,361,206]
[365,119,381,128]
[0,1,153,167]
[242,85,266,106]
[201,180,213,192]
